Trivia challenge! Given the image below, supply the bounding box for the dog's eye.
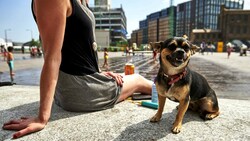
[168,44,177,51]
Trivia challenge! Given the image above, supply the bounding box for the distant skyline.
[0,0,249,43]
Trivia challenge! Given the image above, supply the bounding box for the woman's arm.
[2,0,72,138]
[36,0,71,124]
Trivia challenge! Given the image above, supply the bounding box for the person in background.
[226,42,234,59]
[102,47,109,69]
[21,46,25,54]
[200,41,206,55]
[2,0,153,139]
[6,46,14,83]
[125,46,129,56]
[207,42,213,55]
[128,47,132,56]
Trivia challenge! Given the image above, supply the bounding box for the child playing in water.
[6,46,14,83]
[102,47,109,69]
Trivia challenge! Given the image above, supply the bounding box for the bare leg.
[9,69,14,83]
[117,74,153,102]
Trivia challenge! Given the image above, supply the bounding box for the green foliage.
[97,46,101,51]
[30,39,41,47]
[139,44,144,51]
[107,46,121,52]
[116,40,128,47]
[108,47,112,51]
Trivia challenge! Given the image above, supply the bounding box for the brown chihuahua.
[150,37,219,134]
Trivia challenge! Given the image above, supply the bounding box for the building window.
[244,15,248,22]
[230,27,233,34]
[243,26,247,34]
[237,27,241,34]
[213,33,216,38]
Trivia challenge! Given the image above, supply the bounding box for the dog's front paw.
[150,114,162,122]
[171,124,182,134]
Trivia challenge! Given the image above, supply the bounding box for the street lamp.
[26,29,33,41]
[4,29,11,47]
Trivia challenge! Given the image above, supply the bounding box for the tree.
[30,39,41,47]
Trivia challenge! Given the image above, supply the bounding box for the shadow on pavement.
[114,109,203,141]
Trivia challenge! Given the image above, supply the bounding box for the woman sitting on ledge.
[2,0,152,138]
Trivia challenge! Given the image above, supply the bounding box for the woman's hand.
[2,117,47,139]
[102,71,124,86]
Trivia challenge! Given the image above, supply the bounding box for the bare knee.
[117,74,153,102]
[133,74,152,93]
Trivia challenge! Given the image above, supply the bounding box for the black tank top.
[31,0,99,75]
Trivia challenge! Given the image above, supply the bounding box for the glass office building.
[176,1,192,37]
[176,0,244,37]
[193,0,244,29]
[131,0,245,47]
[91,4,127,46]
[133,7,176,45]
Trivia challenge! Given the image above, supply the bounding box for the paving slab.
[1,85,250,141]
[192,52,250,73]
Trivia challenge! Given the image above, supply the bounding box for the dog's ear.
[190,44,200,55]
[150,41,163,53]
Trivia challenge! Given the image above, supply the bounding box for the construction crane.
[169,0,174,38]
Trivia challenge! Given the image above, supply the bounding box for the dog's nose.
[175,48,187,59]
[176,48,185,55]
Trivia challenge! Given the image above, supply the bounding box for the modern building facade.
[90,0,127,48]
[95,29,110,49]
[190,5,250,51]
[130,30,138,47]
[176,1,192,37]
[192,0,244,30]
[176,0,244,38]
[218,5,250,45]
[130,0,247,50]
[94,0,111,10]
[131,7,176,47]
[190,29,222,44]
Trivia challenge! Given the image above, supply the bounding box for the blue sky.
[0,0,249,43]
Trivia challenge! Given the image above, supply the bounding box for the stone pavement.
[0,52,250,140]
[192,52,250,74]
[0,85,250,141]
[191,52,250,100]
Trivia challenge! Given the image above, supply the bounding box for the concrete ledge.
[1,85,250,140]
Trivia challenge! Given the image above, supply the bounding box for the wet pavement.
[0,54,43,86]
[0,52,249,100]
[189,57,250,100]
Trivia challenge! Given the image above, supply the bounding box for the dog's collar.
[164,68,187,85]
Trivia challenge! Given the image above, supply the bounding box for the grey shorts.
[54,71,121,112]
